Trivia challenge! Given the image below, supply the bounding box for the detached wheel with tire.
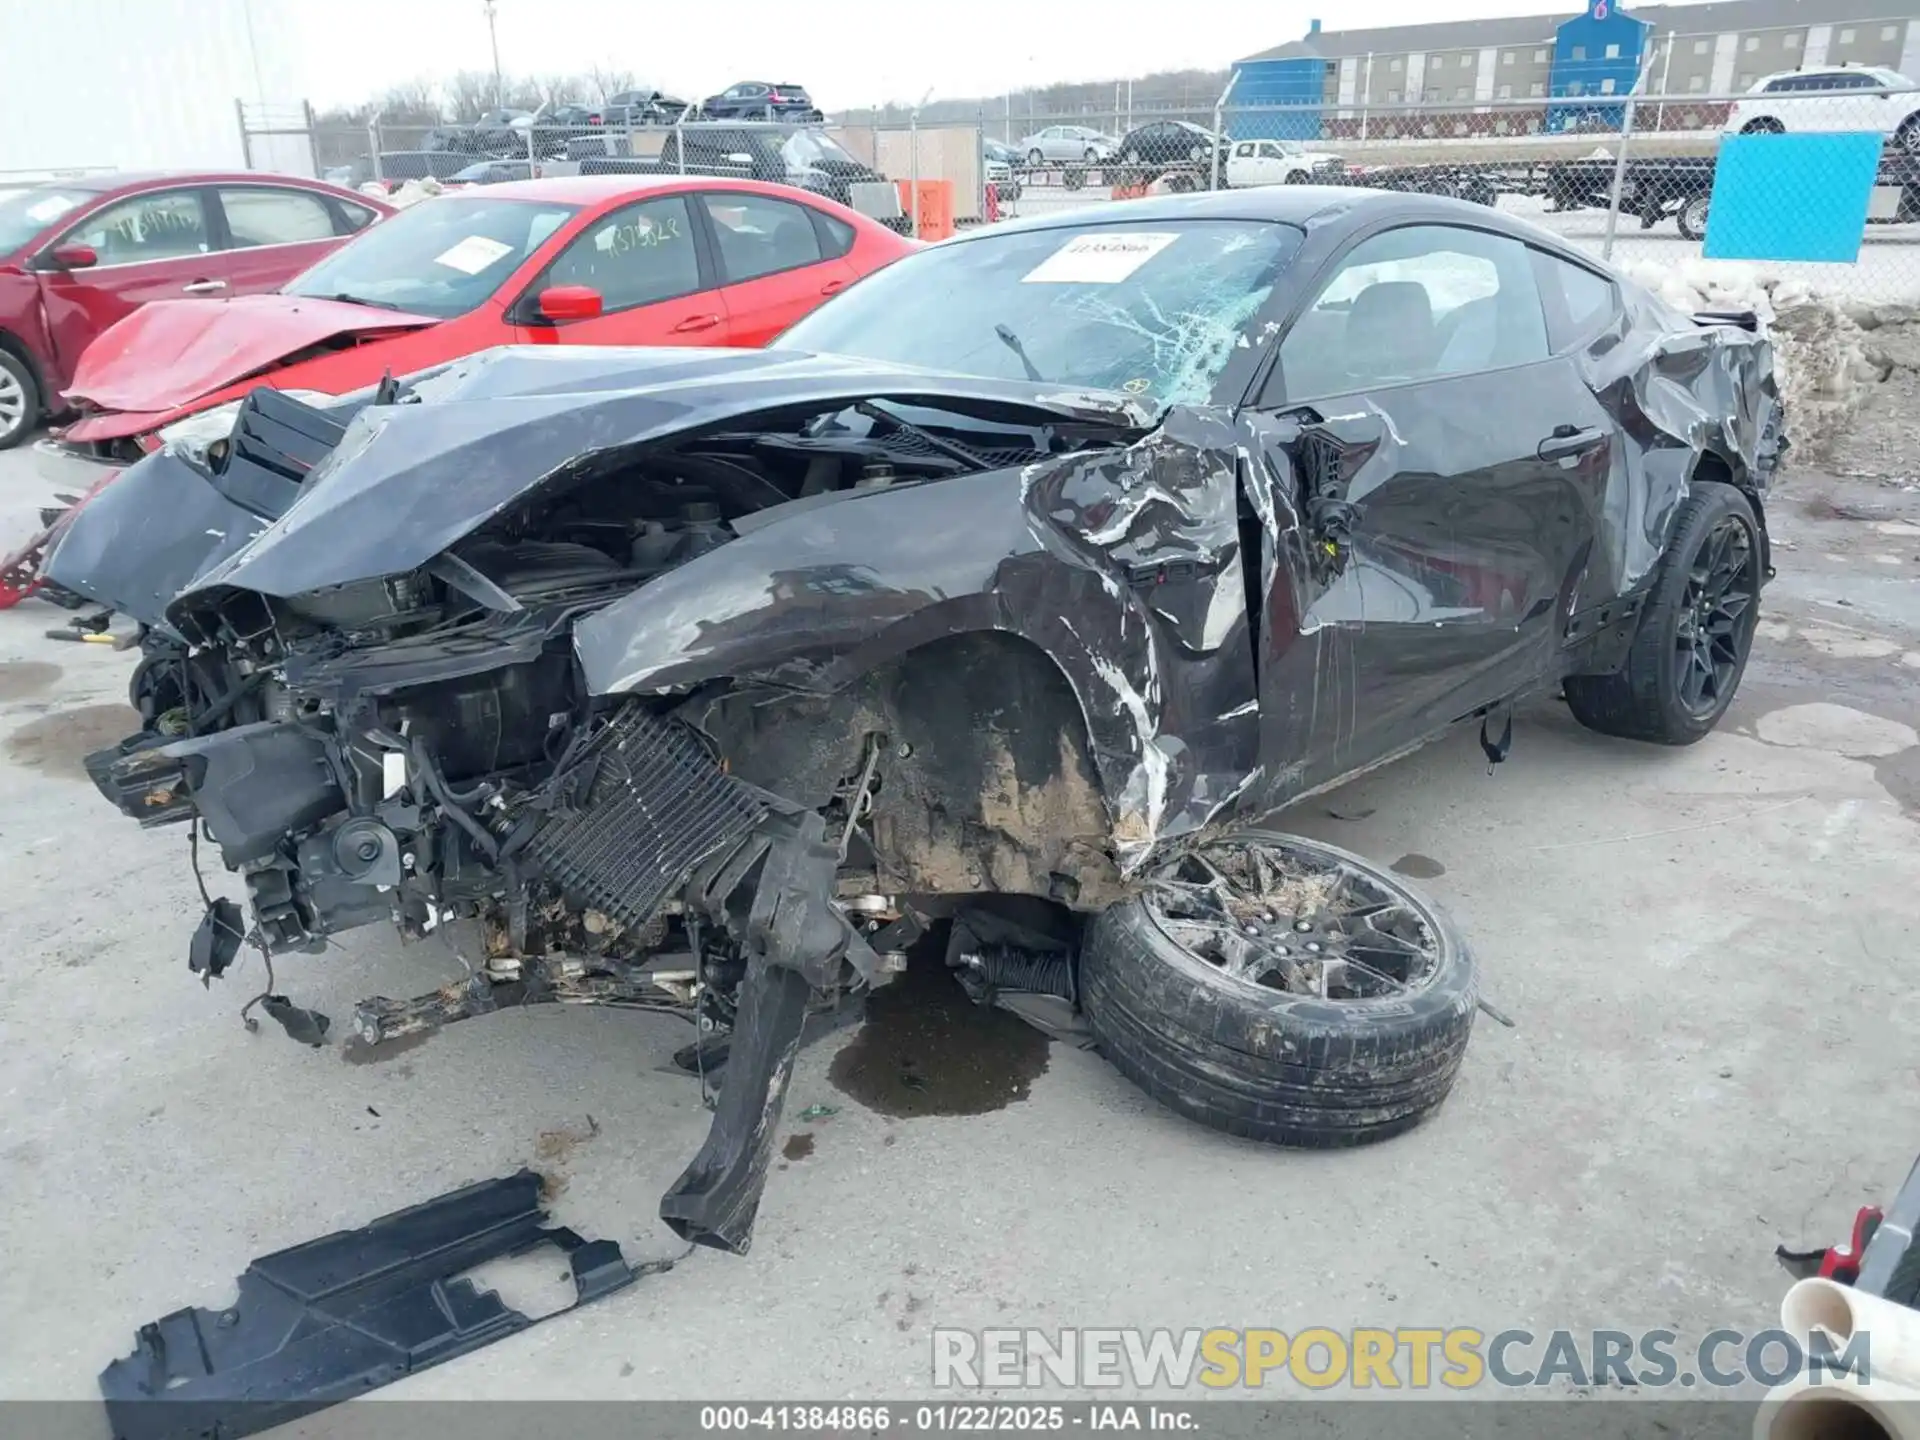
[0,350,39,451]
[1565,481,1762,745]
[1081,831,1477,1148]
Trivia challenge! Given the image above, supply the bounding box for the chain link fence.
[250,84,1920,301]
[979,84,1920,302]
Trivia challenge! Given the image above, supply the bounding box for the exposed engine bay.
[67,368,1149,1254]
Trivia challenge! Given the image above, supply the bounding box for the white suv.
[1725,66,1920,153]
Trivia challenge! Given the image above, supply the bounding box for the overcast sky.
[289,0,1569,109]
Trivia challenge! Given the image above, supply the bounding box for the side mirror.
[537,284,603,321]
[45,243,98,270]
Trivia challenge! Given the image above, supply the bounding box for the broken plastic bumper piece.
[99,1170,638,1440]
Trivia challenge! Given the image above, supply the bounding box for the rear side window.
[702,193,823,282]
[1534,251,1618,350]
[218,188,336,247]
[338,202,380,233]
[542,195,702,311]
[811,209,856,259]
[1278,224,1549,403]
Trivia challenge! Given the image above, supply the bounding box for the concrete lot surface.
[0,410,1916,1411]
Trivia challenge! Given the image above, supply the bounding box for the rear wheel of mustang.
[1080,831,1477,1147]
[1566,481,1761,745]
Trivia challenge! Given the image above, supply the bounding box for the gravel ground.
[0,383,1917,1417]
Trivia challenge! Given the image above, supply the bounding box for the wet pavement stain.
[828,943,1049,1119]
[0,661,61,702]
[1391,853,1446,879]
[5,704,139,780]
[782,1132,816,1161]
[341,1030,433,1066]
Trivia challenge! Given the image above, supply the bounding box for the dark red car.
[57,176,916,454]
[0,172,394,449]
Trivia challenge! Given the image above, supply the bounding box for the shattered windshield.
[284,196,577,318]
[776,219,1303,405]
[0,185,96,255]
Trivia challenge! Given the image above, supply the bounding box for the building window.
[1742,35,1758,51]
[1497,82,1513,97]
[1687,74,1706,91]
[1605,43,1620,58]
[1883,25,1898,41]
[1387,89,1402,102]
[1571,45,1586,59]
[1784,32,1800,49]
[1530,81,1545,97]
[1534,48,1549,62]
[1693,39,1709,54]
[1389,56,1403,72]
[1455,86,1471,99]
[1838,27,1856,44]
[1738,72,1755,87]
[1601,77,1617,93]
[1502,50,1515,65]
[1567,79,1586,94]
[1461,53,1473,66]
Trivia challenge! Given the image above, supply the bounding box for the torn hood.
[170,343,1156,609]
[63,293,437,418]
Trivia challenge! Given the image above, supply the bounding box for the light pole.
[483,0,504,108]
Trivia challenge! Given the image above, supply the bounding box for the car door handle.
[1537,424,1606,461]
[819,279,847,296]
[672,314,722,333]
[181,279,229,295]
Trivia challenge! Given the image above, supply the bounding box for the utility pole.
[483,0,504,108]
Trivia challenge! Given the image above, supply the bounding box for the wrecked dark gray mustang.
[51,189,1781,1252]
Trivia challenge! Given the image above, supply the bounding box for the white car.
[1018,125,1121,166]
[1725,66,1920,153]
[1225,138,1348,188]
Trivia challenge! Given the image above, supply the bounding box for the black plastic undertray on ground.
[99,1169,638,1440]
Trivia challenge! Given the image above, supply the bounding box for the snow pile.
[358,177,445,209]
[1620,258,1911,461]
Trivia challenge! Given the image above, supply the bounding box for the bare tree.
[585,65,640,103]
[373,78,445,126]
[445,70,500,121]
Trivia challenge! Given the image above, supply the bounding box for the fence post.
[675,109,687,174]
[368,118,383,183]
[302,100,321,178]
[235,98,253,169]
[909,108,921,239]
[1211,71,1239,191]
[1600,53,1656,261]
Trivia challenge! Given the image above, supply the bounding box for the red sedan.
[0,172,394,449]
[58,176,915,454]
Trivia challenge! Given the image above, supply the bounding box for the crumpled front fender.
[574,408,1263,871]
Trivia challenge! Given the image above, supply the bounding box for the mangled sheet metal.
[45,186,1782,1266]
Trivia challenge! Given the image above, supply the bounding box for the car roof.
[945,184,1597,259]
[461,174,817,206]
[28,170,359,195]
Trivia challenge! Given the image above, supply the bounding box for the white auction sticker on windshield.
[1021,231,1178,284]
[432,234,515,275]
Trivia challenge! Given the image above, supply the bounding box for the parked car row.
[0,173,394,449]
[413,82,830,162]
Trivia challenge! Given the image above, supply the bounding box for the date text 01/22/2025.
[699,1405,1200,1431]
